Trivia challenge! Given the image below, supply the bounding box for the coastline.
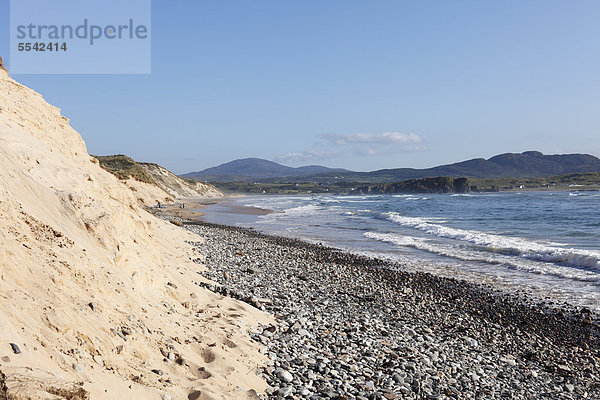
[147,195,273,220]
[176,218,599,399]
[178,192,600,311]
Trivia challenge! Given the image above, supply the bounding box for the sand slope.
[139,163,223,200]
[94,155,224,207]
[0,69,270,399]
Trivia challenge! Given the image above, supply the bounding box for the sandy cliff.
[95,155,224,207]
[139,162,223,199]
[0,68,270,399]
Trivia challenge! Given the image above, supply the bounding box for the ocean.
[199,191,600,310]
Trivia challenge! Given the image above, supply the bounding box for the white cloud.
[274,150,337,164]
[275,131,425,165]
[321,132,423,146]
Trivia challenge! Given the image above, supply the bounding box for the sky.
[1,0,599,174]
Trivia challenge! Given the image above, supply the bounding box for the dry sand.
[0,67,272,399]
[138,163,224,200]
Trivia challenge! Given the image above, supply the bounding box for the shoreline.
[168,194,600,311]
[147,195,273,220]
[179,219,600,399]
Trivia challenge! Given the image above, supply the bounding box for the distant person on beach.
[0,57,6,73]
[157,201,161,209]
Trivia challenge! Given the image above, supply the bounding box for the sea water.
[200,191,600,309]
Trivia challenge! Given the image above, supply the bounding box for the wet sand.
[151,197,273,220]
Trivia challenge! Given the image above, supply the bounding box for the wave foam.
[364,231,600,282]
[383,212,600,270]
[280,204,322,216]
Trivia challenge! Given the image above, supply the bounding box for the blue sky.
[1,0,599,174]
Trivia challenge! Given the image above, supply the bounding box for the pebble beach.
[183,220,600,399]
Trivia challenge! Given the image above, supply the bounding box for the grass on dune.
[94,155,155,184]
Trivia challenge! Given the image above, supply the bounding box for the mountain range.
[182,158,349,182]
[183,151,600,184]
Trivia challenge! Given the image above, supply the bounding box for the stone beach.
[183,220,600,399]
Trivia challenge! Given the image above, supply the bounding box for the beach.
[169,217,600,399]
[3,2,599,398]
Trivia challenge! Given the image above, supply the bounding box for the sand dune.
[0,68,270,399]
[139,162,223,200]
[94,154,224,207]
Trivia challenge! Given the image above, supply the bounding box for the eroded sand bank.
[0,68,271,399]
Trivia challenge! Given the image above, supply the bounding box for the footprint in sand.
[185,360,213,380]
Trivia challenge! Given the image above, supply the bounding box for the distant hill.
[265,151,600,184]
[184,152,600,184]
[182,158,350,182]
